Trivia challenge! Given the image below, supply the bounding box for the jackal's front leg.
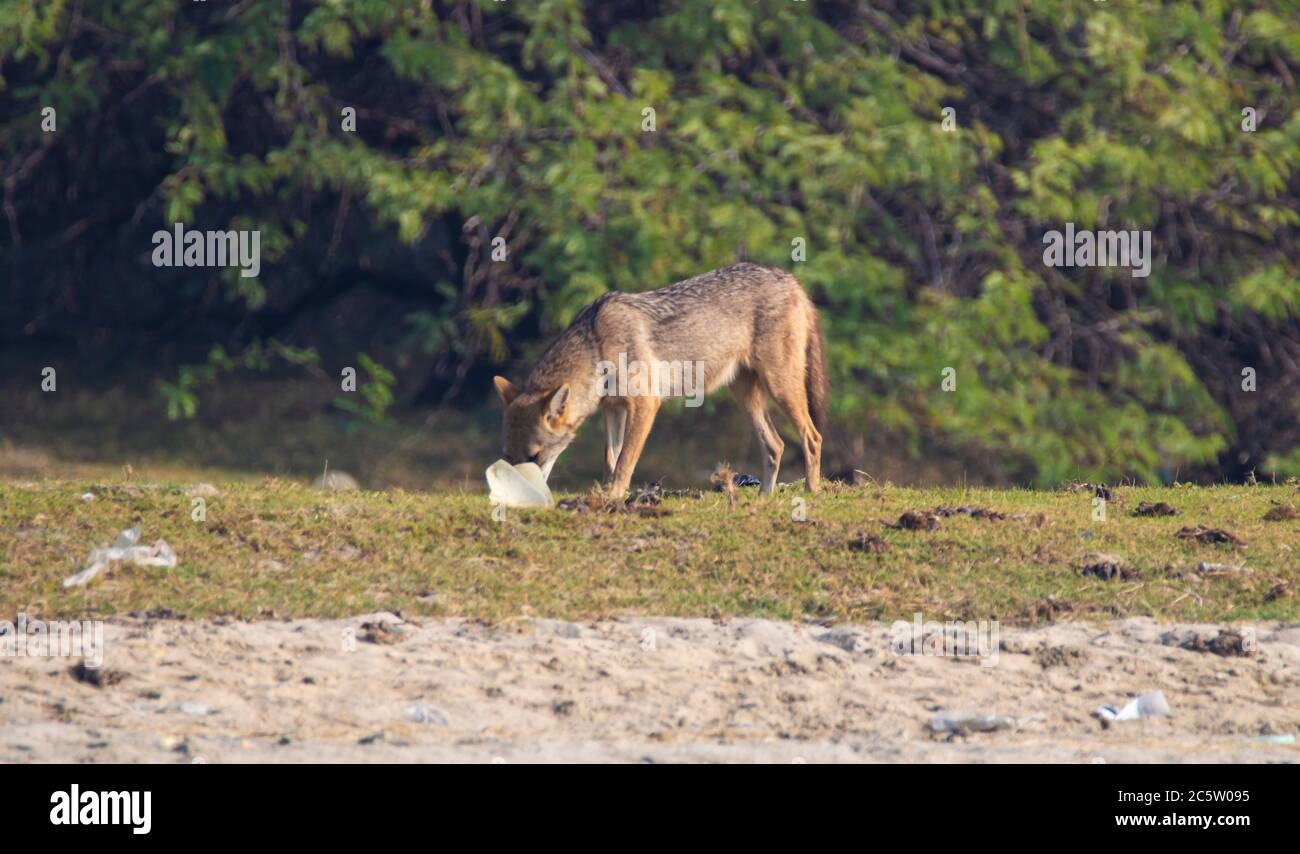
[608,398,659,498]
[604,406,627,482]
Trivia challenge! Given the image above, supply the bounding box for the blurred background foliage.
[1,0,1298,486]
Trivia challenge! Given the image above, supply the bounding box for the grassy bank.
[2,479,1297,625]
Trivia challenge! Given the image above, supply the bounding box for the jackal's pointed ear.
[493,376,520,407]
[544,384,571,424]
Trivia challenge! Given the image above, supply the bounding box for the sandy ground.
[1,614,1297,763]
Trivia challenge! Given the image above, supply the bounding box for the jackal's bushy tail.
[805,306,830,433]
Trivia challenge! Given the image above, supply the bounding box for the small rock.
[1079,553,1135,581]
[1182,629,1255,658]
[361,621,406,645]
[68,663,128,688]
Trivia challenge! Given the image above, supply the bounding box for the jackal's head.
[493,376,578,482]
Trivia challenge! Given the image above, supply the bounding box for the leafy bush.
[2,0,1297,484]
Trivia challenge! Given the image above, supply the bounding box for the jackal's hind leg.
[766,377,822,494]
[731,370,783,495]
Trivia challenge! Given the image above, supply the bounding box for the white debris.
[929,711,1040,734]
[78,492,95,502]
[1195,561,1249,576]
[169,702,214,716]
[63,525,178,588]
[405,703,449,725]
[1093,690,1173,722]
[485,460,553,508]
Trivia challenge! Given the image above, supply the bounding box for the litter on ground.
[1093,690,1173,723]
[405,703,450,725]
[63,525,177,588]
[485,459,553,508]
[929,711,1041,735]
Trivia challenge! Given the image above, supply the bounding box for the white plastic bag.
[485,460,553,508]
[64,525,178,588]
[1094,690,1172,722]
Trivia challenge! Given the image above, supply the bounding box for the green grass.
[1,480,1297,625]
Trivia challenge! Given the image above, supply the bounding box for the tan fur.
[494,263,829,496]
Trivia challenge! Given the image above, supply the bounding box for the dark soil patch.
[1133,501,1178,517]
[1176,525,1245,546]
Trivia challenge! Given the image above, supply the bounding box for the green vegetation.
[3,480,1296,624]
[3,1,1298,485]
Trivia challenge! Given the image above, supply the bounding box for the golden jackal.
[493,263,829,496]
